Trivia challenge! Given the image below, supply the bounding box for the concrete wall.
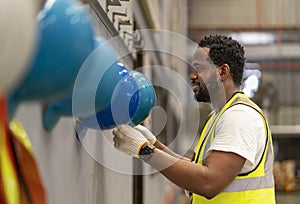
[14,103,133,204]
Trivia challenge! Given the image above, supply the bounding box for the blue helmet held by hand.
[81,70,156,130]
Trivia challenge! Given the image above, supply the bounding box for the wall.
[14,103,133,204]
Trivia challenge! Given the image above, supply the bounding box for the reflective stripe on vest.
[192,92,275,204]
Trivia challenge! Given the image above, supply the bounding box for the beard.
[194,76,221,103]
[194,82,211,102]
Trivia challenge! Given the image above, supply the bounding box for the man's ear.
[218,64,230,81]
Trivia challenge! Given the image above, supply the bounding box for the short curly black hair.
[198,35,245,86]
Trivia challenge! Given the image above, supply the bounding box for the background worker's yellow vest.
[192,92,276,204]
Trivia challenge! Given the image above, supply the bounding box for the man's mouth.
[191,83,199,93]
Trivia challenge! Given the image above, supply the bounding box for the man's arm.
[148,148,246,199]
[153,140,190,161]
[134,124,190,161]
[113,125,246,199]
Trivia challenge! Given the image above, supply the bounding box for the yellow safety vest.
[0,97,46,204]
[192,92,275,204]
[0,97,19,204]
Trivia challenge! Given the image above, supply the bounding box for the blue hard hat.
[9,0,95,118]
[128,70,156,125]
[42,38,127,132]
[81,70,156,130]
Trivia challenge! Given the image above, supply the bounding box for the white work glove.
[113,124,150,158]
[184,189,192,199]
[134,124,157,145]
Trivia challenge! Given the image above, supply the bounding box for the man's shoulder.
[226,103,260,114]
[221,104,263,125]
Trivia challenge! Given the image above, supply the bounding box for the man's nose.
[189,72,198,80]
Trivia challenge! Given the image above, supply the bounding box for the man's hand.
[113,124,150,158]
[134,124,157,145]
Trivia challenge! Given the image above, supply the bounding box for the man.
[113,35,275,203]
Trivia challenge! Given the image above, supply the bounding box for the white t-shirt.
[207,104,266,174]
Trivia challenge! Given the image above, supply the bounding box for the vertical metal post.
[133,158,143,204]
[133,51,144,204]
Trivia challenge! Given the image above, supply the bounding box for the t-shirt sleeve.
[208,105,265,168]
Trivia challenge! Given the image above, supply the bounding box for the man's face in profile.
[191,47,220,103]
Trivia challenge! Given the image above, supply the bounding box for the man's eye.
[194,64,205,72]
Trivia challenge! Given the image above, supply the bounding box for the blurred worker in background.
[113,35,275,204]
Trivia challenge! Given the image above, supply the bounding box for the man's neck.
[211,86,241,113]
